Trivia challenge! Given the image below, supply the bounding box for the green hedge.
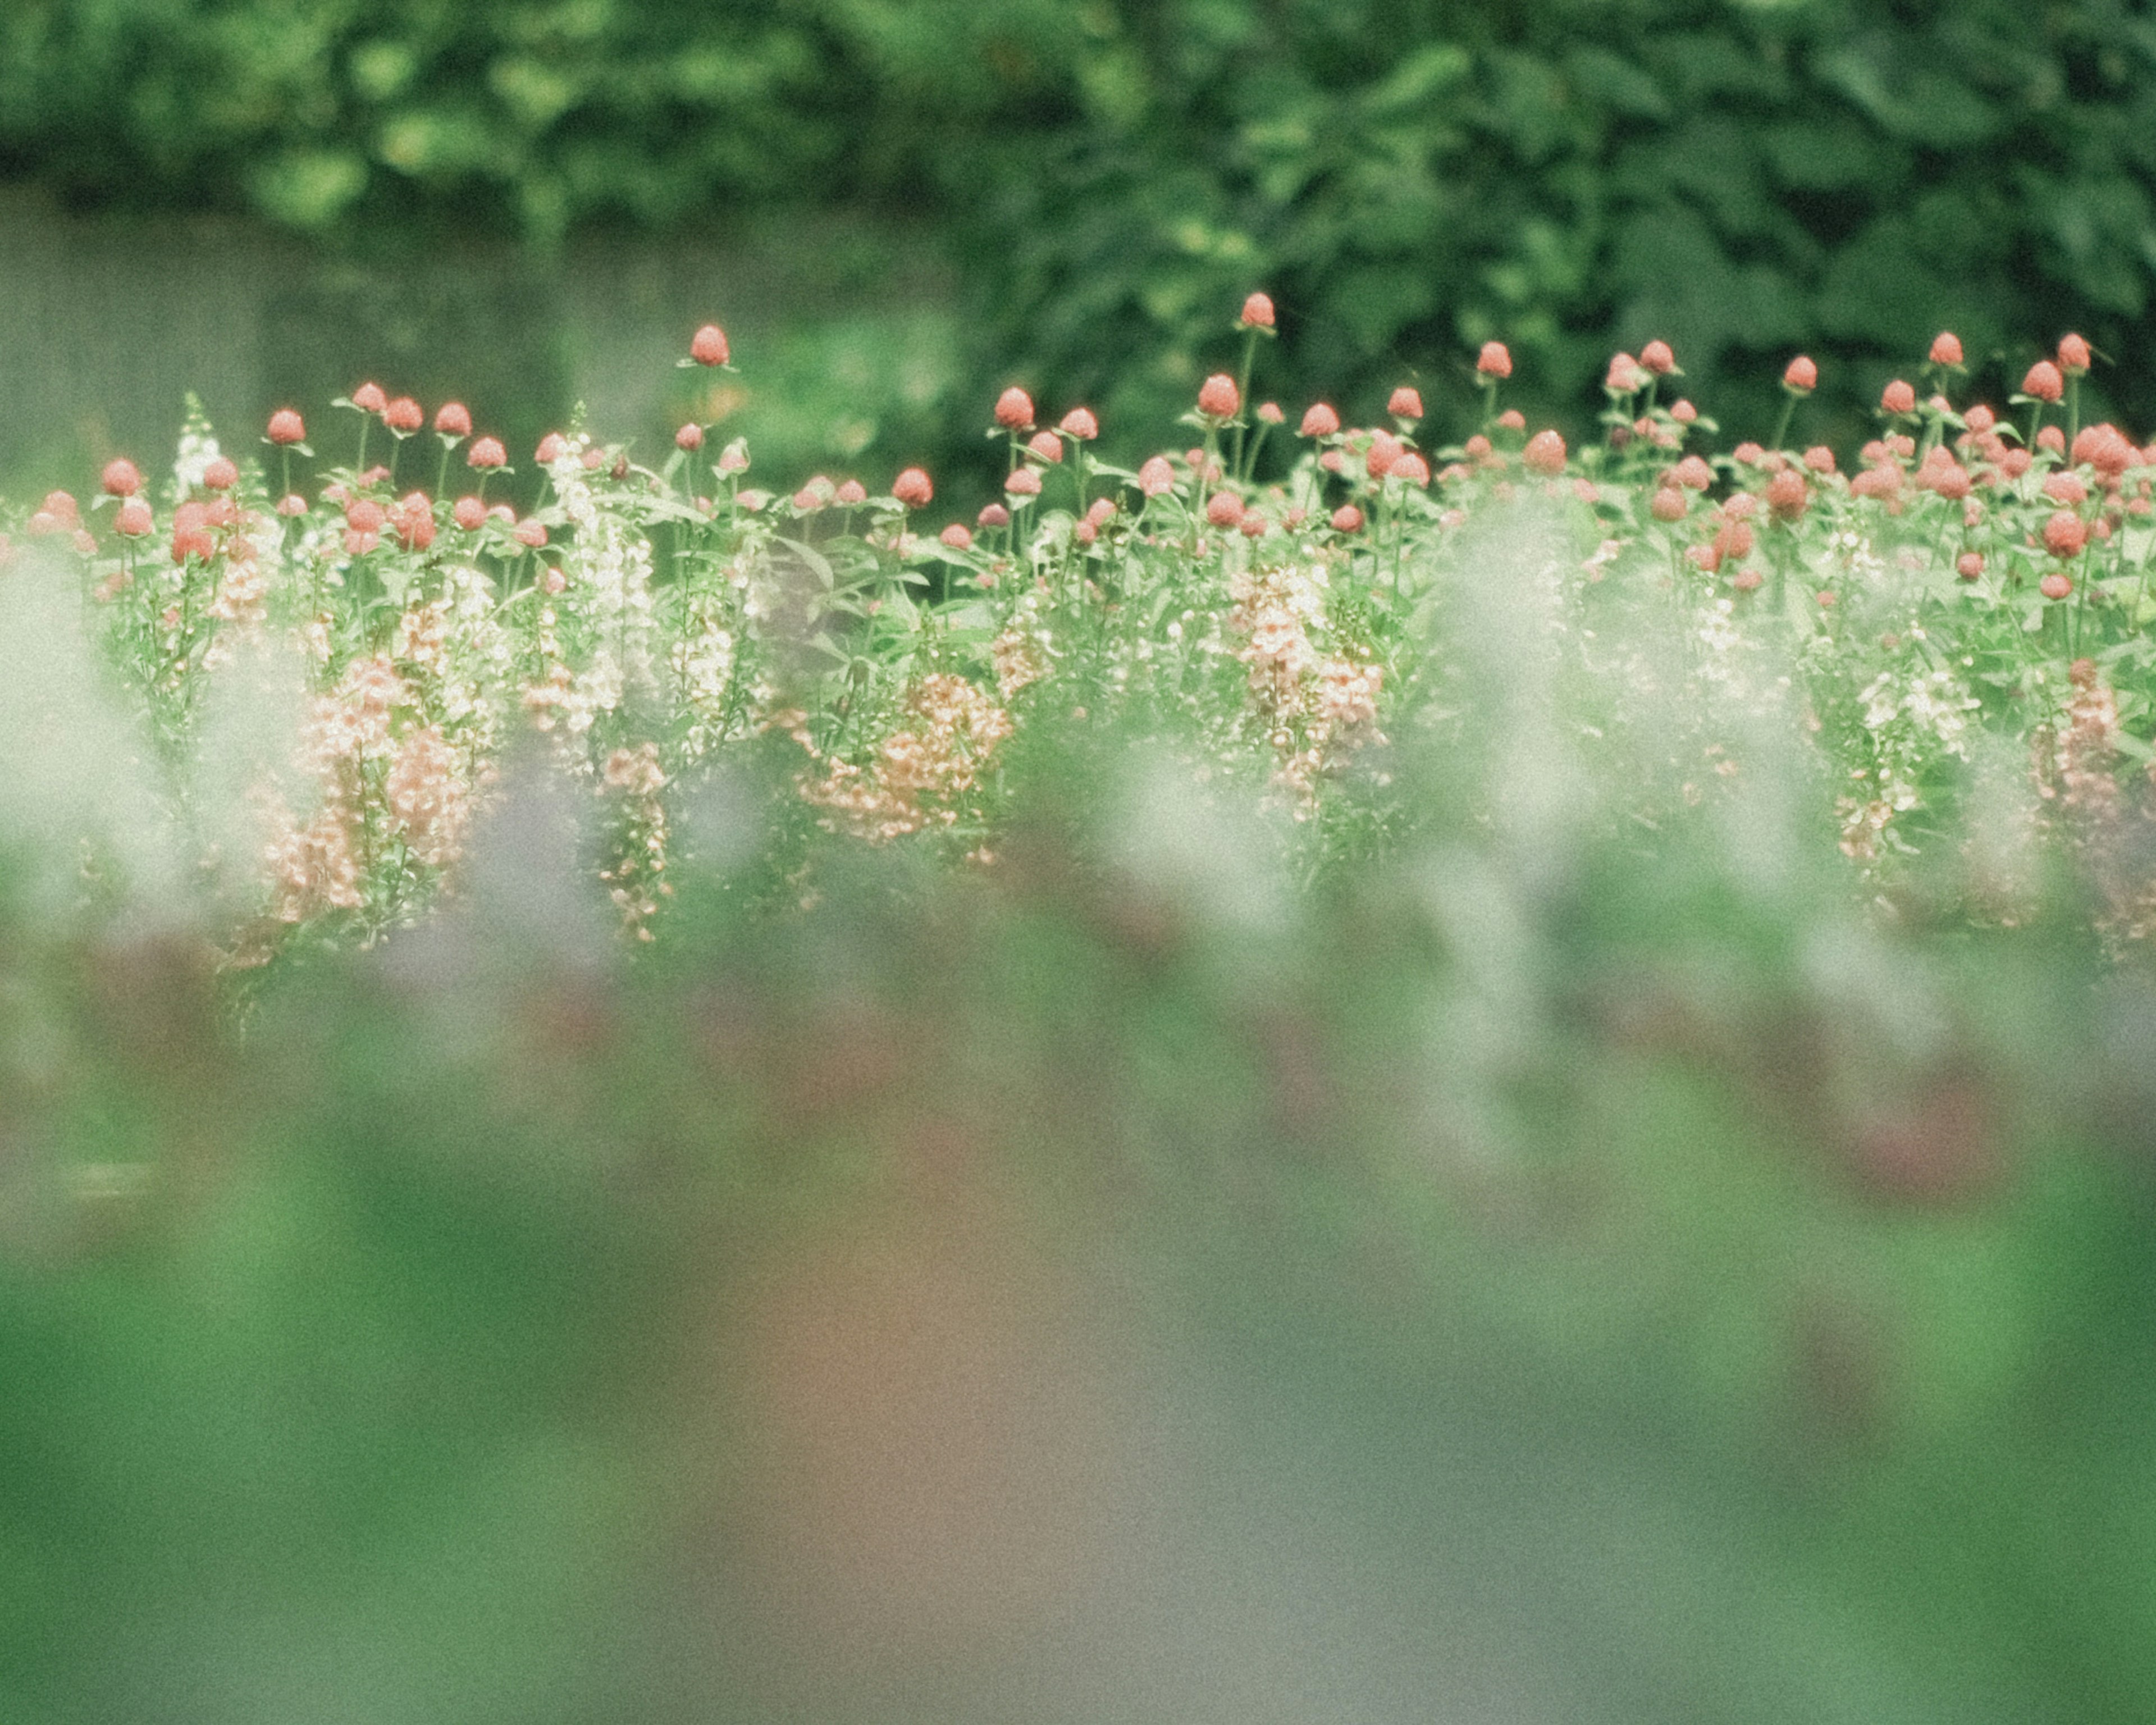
[7,0,2156,446]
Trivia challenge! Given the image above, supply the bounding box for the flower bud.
[1956,552,1984,579]
[1197,374,1240,419]
[453,496,487,530]
[1650,486,1688,522]
[691,324,730,366]
[1258,402,1283,424]
[1766,469,1808,518]
[1005,466,1043,496]
[1139,456,1175,496]
[2044,510,2088,557]
[2022,360,2064,403]
[514,519,548,548]
[1205,491,1245,527]
[2040,571,2073,600]
[1027,431,1063,463]
[1391,452,1431,486]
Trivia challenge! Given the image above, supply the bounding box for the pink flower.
[434,401,472,437]
[1387,386,1423,420]
[1299,403,1340,437]
[351,382,388,414]
[834,478,867,505]
[1205,491,1244,527]
[115,499,152,536]
[1639,339,1675,375]
[514,518,549,548]
[1058,407,1099,440]
[2022,360,2064,403]
[2044,510,2088,557]
[691,323,729,366]
[1783,355,1818,394]
[453,496,487,530]
[1197,374,1240,419]
[383,396,423,433]
[267,408,307,445]
[1005,466,1043,496]
[1523,430,1566,476]
[1330,504,1364,532]
[1240,292,1275,327]
[2040,571,2073,600]
[1027,430,1063,463]
[467,437,507,469]
[994,386,1035,430]
[1258,402,1284,424]
[1390,451,1431,486]
[940,523,973,549]
[1929,332,1963,366]
[1880,380,1916,415]
[2057,333,2091,376]
[1957,552,1984,579]
[536,432,568,464]
[892,467,933,506]
[1650,486,1687,522]
[1477,341,1512,378]
[101,458,143,498]
[977,503,1010,528]
[1766,469,1808,518]
[203,457,239,491]
[1138,455,1175,496]
[675,423,705,450]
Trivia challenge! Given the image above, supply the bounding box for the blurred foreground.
[4,599,2155,1720]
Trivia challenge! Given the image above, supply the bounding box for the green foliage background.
[6,0,2156,460]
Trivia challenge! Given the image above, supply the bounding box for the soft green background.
[5,0,2156,503]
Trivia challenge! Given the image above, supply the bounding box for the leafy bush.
[6,0,2156,453]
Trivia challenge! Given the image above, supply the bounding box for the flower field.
[5,304,2156,961]
[6,304,2156,1721]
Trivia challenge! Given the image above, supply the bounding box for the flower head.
[2022,360,2064,403]
[434,401,472,437]
[994,387,1035,430]
[676,422,704,450]
[267,408,307,445]
[1197,374,1241,419]
[1477,341,1512,378]
[101,458,143,498]
[1299,403,1340,437]
[1640,339,1676,375]
[2058,333,2091,376]
[1523,429,1567,476]
[1929,332,1964,366]
[203,457,239,491]
[691,323,730,366]
[467,436,507,469]
[383,396,423,433]
[1240,292,1276,328]
[1783,355,1818,394]
[351,382,388,414]
[1058,407,1099,441]
[1387,385,1424,421]
[892,467,933,507]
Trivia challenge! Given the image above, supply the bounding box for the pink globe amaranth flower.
[202,457,239,491]
[536,432,568,464]
[276,492,307,517]
[2045,471,2089,506]
[1640,340,1677,375]
[1299,403,1340,437]
[1240,291,1276,328]
[1766,469,1808,518]
[717,440,750,474]
[467,436,507,469]
[1929,332,1964,366]
[892,467,933,507]
[1057,407,1099,441]
[1085,496,1116,526]
[1523,429,1566,476]
[1670,399,1698,425]
[1027,431,1063,464]
[1387,386,1424,420]
[1881,380,1916,415]
[1258,401,1284,425]
[489,501,517,523]
[1731,440,1766,467]
[453,496,487,530]
[1319,449,1346,473]
[351,381,388,414]
[2036,424,2066,454]
[794,477,833,510]
[396,504,436,552]
[1197,374,1240,419]
[675,422,704,451]
[2022,360,2064,402]
[1604,353,1645,394]
[433,401,472,437]
[1956,551,1984,579]
[1783,355,1818,394]
[1495,408,1526,431]
[345,498,386,534]
[835,478,867,505]
[1672,454,1712,491]
[940,523,974,549]
[101,458,143,498]
[1477,341,1512,378]
[2058,333,2091,375]
[1205,491,1245,527]
[1715,519,1757,562]
[114,499,153,536]
[2044,510,2088,557]
[994,386,1035,430]
[514,519,549,548]
[358,464,390,486]
[1802,445,1837,474]
[267,408,307,445]
[691,323,730,366]
[1070,518,1098,546]
[2000,447,2033,477]
[1005,466,1043,496]
[383,396,423,433]
[1930,462,1973,501]
[1964,404,1997,433]
[1239,513,1268,538]
[172,525,216,563]
[1330,504,1364,533]
[1390,451,1431,487]
[1138,455,1175,496]
[1650,486,1687,522]
[977,503,1011,528]
[581,447,605,471]
[2041,571,2073,600]
[1365,431,1404,479]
